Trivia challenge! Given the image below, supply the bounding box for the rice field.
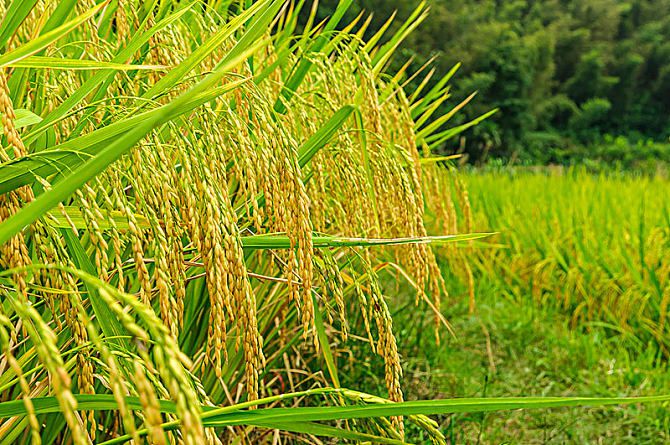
[465,169,670,350]
[0,1,668,444]
[395,169,670,442]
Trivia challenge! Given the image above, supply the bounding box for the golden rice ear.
[167,123,266,400]
[366,267,404,437]
[455,174,472,235]
[0,313,41,444]
[0,195,30,296]
[316,249,348,341]
[93,280,206,444]
[133,362,166,445]
[114,0,131,47]
[77,185,110,280]
[284,34,466,372]
[0,70,32,296]
[453,174,476,313]
[0,71,26,158]
[4,292,88,445]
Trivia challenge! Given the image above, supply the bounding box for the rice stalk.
[0,1,483,442]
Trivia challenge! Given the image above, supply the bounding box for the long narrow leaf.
[9,56,167,71]
[0,2,106,68]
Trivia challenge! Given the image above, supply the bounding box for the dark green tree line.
[304,0,670,165]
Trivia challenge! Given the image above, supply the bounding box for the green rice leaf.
[297,105,355,167]
[0,2,106,68]
[240,233,496,250]
[1,392,669,444]
[0,109,41,131]
[9,56,167,71]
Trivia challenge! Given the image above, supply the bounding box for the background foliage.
[306,0,670,165]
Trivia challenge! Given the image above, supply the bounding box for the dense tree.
[302,0,670,164]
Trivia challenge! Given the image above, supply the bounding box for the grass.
[397,291,670,443]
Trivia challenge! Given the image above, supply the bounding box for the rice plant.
[0,1,667,444]
[463,168,670,352]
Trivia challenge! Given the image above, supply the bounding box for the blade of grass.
[240,233,496,249]
[9,56,167,71]
[0,2,107,68]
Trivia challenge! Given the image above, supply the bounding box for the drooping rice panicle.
[0,1,482,442]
